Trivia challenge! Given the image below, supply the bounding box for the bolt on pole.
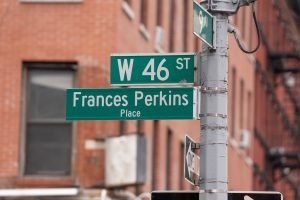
[199,8,229,200]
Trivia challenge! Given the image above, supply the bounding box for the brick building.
[0,0,299,200]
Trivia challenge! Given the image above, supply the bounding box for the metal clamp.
[200,142,228,146]
[200,179,228,184]
[199,189,228,193]
[200,86,228,94]
[199,113,227,118]
[201,125,228,131]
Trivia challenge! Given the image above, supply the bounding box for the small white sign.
[184,135,200,185]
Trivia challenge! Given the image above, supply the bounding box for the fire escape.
[261,0,300,198]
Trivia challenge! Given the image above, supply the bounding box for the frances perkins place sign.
[66,87,200,120]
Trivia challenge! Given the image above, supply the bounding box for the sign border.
[110,53,196,86]
[111,52,196,56]
[66,87,200,121]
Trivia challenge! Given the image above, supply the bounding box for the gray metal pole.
[199,12,229,200]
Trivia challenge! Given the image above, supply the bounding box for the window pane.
[25,123,72,176]
[169,0,175,52]
[24,65,74,177]
[166,128,172,189]
[183,0,188,51]
[140,0,148,27]
[156,0,162,26]
[27,69,74,120]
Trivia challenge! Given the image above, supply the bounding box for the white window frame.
[21,63,77,178]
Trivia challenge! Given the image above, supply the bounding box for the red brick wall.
[0,0,201,189]
[0,0,119,187]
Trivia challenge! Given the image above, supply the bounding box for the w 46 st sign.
[110,53,195,86]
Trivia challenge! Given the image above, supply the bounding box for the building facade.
[0,0,299,200]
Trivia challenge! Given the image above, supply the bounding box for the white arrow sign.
[244,195,253,200]
[184,135,200,185]
[185,142,200,177]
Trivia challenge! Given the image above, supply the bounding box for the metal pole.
[199,11,229,200]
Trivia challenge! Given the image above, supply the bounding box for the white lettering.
[117,58,134,81]
[135,91,144,106]
[183,57,191,69]
[87,96,95,107]
[114,95,121,106]
[120,109,141,118]
[142,58,156,80]
[182,94,189,106]
[106,95,113,107]
[73,92,81,107]
[120,109,126,117]
[144,95,152,106]
[153,94,159,106]
[121,95,128,106]
[159,91,168,105]
[176,58,184,69]
[82,95,88,107]
[176,57,191,70]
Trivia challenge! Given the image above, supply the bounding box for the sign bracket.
[192,143,200,149]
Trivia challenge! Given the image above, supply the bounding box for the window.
[155,0,164,48]
[240,80,244,131]
[120,121,126,135]
[179,142,184,189]
[169,0,175,52]
[23,63,75,176]
[249,19,253,50]
[231,68,236,138]
[247,91,252,129]
[139,0,150,40]
[183,0,189,51]
[156,0,163,26]
[20,0,82,3]
[122,0,134,20]
[140,0,148,28]
[152,120,159,189]
[166,128,172,189]
[137,120,144,135]
[241,7,246,39]
[233,9,238,26]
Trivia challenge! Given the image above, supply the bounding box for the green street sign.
[193,0,215,48]
[110,53,195,86]
[66,87,200,120]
